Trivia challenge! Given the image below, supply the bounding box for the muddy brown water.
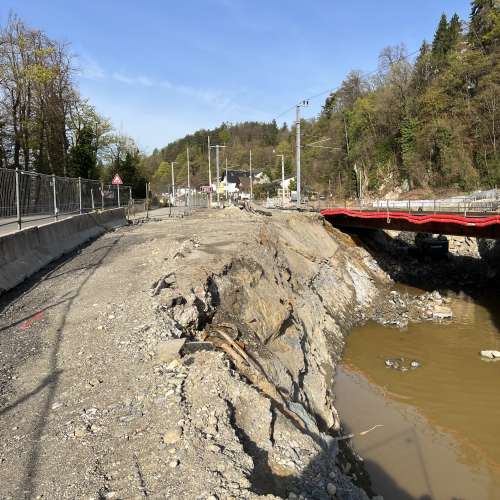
[335,288,500,500]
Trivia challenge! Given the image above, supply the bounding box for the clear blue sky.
[2,0,472,152]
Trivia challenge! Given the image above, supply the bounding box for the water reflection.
[335,290,500,499]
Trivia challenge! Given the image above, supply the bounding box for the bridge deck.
[321,208,500,239]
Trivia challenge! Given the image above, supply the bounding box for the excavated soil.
[0,208,397,500]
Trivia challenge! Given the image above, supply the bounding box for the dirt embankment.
[0,209,394,500]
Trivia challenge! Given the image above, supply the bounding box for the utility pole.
[171,161,176,206]
[209,144,226,208]
[249,150,253,203]
[216,146,220,207]
[275,154,285,207]
[187,146,191,210]
[225,157,228,200]
[295,99,309,207]
[207,136,212,208]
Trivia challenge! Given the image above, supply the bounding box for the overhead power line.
[273,46,422,122]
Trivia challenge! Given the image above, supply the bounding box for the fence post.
[101,182,104,210]
[91,188,95,211]
[52,174,58,220]
[15,168,21,230]
[78,177,82,214]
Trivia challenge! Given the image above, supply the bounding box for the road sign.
[112,174,123,185]
[201,185,213,193]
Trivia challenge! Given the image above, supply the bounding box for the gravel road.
[0,208,380,500]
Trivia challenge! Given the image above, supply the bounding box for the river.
[335,287,500,500]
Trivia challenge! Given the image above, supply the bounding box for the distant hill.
[142,0,500,198]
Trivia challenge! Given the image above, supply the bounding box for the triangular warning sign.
[112,174,123,185]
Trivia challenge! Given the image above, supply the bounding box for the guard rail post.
[15,168,21,230]
[101,182,104,210]
[78,177,83,214]
[52,173,58,220]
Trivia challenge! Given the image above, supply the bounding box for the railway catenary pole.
[295,99,309,207]
[207,136,212,208]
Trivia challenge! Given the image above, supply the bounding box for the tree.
[432,14,450,67]
[70,124,96,178]
[470,0,500,51]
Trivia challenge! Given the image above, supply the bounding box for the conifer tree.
[469,0,500,51]
[432,14,449,65]
[447,14,463,51]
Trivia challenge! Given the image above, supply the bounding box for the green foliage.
[70,125,96,179]
[142,0,500,196]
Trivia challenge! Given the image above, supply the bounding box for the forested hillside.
[0,15,146,195]
[144,0,500,198]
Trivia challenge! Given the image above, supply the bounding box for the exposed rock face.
[208,214,388,433]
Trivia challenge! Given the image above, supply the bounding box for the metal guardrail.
[265,191,500,217]
[362,196,500,216]
[0,167,132,232]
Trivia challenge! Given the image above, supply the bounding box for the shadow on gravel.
[0,235,122,499]
[238,431,425,500]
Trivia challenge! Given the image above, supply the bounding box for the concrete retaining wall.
[0,208,126,294]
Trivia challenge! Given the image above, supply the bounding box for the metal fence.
[0,167,132,232]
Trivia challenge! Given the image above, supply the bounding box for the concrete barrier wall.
[0,208,126,295]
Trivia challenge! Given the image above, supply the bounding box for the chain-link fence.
[0,167,132,232]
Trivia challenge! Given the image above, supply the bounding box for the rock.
[150,273,176,296]
[288,493,298,500]
[74,425,88,438]
[326,482,337,497]
[432,305,452,320]
[163,428,182,444]
[288,401,319,434]
[156,339,186,364]
[410,360,420,369]
[480,350,500,360]
[168,459,179,468]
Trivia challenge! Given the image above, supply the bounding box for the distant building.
[253,171,270,184]
[210,169,270,199]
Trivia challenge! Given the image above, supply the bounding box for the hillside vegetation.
[143,0,500,198]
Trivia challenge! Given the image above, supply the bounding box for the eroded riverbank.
[2,207,498,499]
[335,231,500,500]
[0,208,392,500]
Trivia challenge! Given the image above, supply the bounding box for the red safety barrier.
[320,208,500,239]
[320,209,500,228]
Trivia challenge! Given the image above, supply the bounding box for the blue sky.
[2,1,472,152]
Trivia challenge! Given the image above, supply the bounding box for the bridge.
[321,208,500,239]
